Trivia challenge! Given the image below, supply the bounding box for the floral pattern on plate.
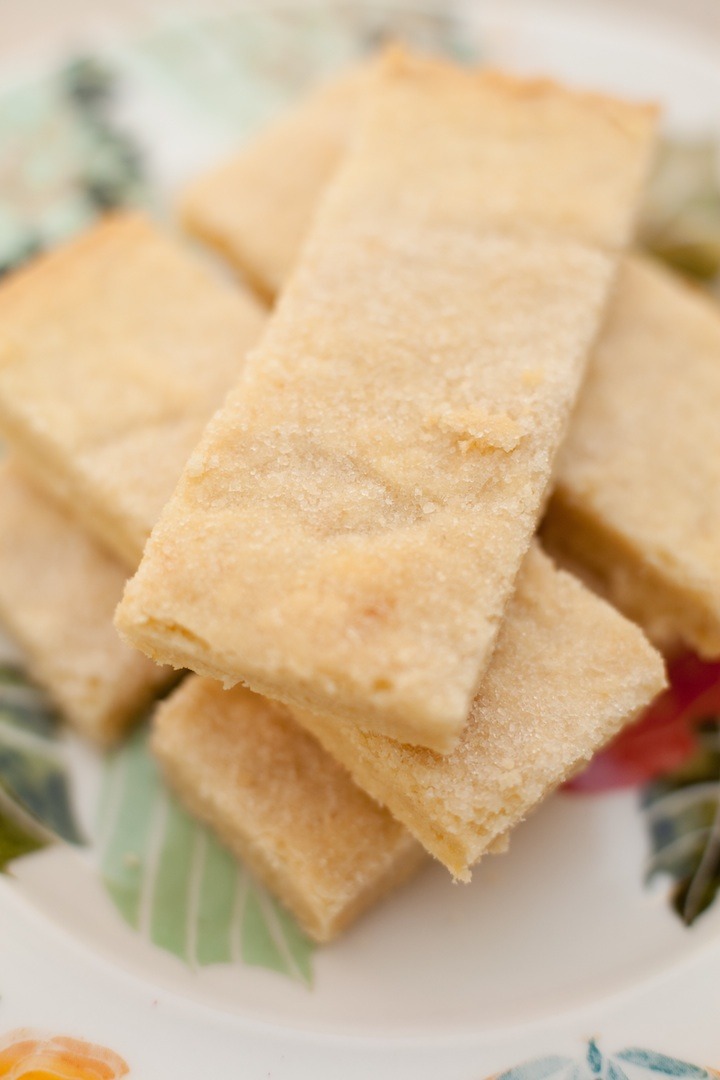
[0,661,83,870]
[565,653,720,928]
[0,1,720,1002]
[0,1029,128,1078]
[492,1040,719,1080]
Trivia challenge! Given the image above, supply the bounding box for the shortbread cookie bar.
[0,451,424,931]
[0,213,267,567]
[152,677,426,943]
[292,544,666,879]
[180,65,369,300]
[184,81,717,663]
[0,462,174,743]
[543,254,720,657]
[118,50,657,750]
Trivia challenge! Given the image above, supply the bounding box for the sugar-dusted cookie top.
[0,212,267,566]
[293,544,666,879]
[118,49,658,750]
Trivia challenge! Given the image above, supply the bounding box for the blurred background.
[1,0,718,283]
[1,0,719,66]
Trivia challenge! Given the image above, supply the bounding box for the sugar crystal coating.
[292,545,666,878]
[119,50,658,749]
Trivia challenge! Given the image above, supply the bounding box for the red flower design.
[565,652,720,793]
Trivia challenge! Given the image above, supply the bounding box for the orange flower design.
[0,1030,128,1078]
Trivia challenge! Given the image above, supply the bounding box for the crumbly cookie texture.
[0,462,175,744]
[118,49,658,751]
[180,65,370,300]
[183,70,717,663]
[544,255,720,658]
[184,70,713,663]
[0,212,267,567]
[152,676,426,944]
[291,544,666,879]
[180,54,661,291]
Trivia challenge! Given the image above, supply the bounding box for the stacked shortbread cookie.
[3,48,699,942]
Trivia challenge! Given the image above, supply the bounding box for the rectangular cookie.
[0,461,175,744]
[183,76,717,664]
[180,65,370,300]
[0,465,421,936]
[0,212,267,567]
[117,49,657,750]
[291,544,666,879]
[0,448,425,931]
[151,676,426,944]
[543,254,720,657]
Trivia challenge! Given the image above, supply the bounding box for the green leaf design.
[128,8,478,138]
[98,728,314,984]
[640,139,720,285]
[0,662,84,850]
[491,1044,715,1080]
[0,54,146,280]
[616,1049,712,1078]
[0,661,61,738]
[587,1040,603,1073]
[494,1056,573,1080]
[642,718,720,925]
[63,56,114,108]
[0,804,45,871]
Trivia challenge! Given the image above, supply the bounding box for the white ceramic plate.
[1,3,720,1076]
